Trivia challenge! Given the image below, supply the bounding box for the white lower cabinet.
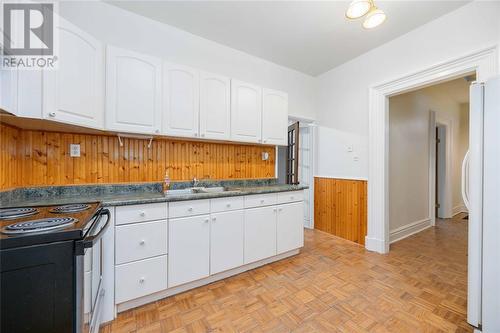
[244,206,277,264]
[210,210,244,274]
[115,255,168,304]
[277,202,304,254]
[115,220,167,265]
[168,215,210,288]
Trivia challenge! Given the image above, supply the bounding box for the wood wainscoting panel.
[0,123,275,188]
[314,177,367,245]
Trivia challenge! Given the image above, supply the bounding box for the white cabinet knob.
[273,208,277,213]
[155,129,160,134]
[201,133,205,137]
[278,208,283,212]
[291,196,294,200]
[263,139,267,143]
[139,240,145,245]
[226,203,231,208]
[139,211,146,217]
[260,199,265,204]
[204,218,209,223]
[194,133,198,137]
[212,217,217,222]
[139,278,145,284]
[48,112,56,117]
[188,207,193,212]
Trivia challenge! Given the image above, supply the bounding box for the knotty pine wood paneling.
[0,123,275,189]
[314,177,367,245]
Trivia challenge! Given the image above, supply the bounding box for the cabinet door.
[163,63,199,138]
[168,215,210,287]
[210,210,244,274]
[200,72,230,140]
[277,202,304,254]
[262,88,288,145]
[106,45,162,134]
[244,206,277,264]
[231,80,262,143]
[43,18,104,129]
[1,69,42,118]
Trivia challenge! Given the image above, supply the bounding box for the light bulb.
[362,7,386,29]
[345,0,372,20]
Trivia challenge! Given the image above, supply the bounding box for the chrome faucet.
[192,177,200,187]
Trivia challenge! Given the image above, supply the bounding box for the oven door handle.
[82,209,111,249]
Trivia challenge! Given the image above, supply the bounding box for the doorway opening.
[277,117,316,229]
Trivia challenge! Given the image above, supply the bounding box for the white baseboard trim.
[452,205,468,216]
[115,249,300,314]
[365,236,389,254]
[390,218,432,244]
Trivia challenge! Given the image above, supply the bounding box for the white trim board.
[389,218,432,244]
[314,175,368,181]
[452,205,468,216]
[366,45,498,254]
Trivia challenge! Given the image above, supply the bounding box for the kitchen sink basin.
[165,187,239,196]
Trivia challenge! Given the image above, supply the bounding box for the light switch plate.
[70,144,81,157]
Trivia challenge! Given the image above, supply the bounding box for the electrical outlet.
[70,144,80,157]
[262,152,269,161]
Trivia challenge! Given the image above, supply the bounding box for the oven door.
[76,209,110,333]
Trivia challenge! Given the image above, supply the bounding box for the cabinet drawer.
[168,199,210,218]
[115,220,167,265]
[244,193,278,208]
[210,196,244,213]
[115,255,168,304]
[115,203,167,225]
[277,191,304,204]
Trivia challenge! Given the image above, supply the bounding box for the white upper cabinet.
[262,88,288,145]
[163,63,200,138]
[1,69,42,119]
[199,72,230,140]
[44,19,104,129]
[106,45,162,134]
[230,80,262,143]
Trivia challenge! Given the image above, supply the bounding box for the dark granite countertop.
[0,179,308,208]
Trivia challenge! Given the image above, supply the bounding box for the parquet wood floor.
[101,214,472,333]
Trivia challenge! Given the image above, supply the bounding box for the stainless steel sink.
[165,186,239,196]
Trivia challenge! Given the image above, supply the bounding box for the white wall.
[388,81,469,232]
[315,1,500,179]
[57,1,316,121]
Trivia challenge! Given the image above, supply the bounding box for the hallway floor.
[101,214,471,333]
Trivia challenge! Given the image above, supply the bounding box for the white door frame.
[366,46,497,254]
[433,119,454,219]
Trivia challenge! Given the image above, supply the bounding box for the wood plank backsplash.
[0,123,275,189]
[314,177,367,245]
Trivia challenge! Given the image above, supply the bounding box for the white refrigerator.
[466,76,500,332]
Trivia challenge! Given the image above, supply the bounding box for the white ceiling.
[108,1,470,76]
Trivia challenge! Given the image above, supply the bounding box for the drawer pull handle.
[260,200,265,204]
[291,196,294,200]
[139,240,145,246]
[139,278,145,284]
[188,207,193,212]
[226,203,231,208]
[139,211,146,217]
[48,112,56,117]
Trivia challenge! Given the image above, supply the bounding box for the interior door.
[467,82,484,328]
[286,122,300,184]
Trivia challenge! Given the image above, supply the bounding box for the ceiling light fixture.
[362,6,387,29]
[345,0,372,20]
[345,0,386,29]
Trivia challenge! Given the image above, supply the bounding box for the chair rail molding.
[367,45,498,254]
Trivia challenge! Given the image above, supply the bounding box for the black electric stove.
[0,202,110,333]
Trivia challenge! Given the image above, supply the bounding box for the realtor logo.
[1,2,58,69]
